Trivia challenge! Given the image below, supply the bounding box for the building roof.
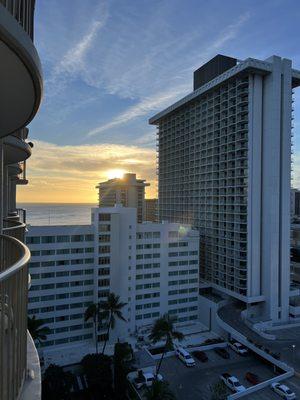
[149,56,300,125]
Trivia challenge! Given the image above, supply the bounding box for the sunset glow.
[106,169,126,180]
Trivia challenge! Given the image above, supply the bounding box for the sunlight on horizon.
[106,169,126,179]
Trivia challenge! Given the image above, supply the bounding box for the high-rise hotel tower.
[150,55,300,323]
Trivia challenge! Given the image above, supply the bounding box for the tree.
[28,315,51,345]
[81,353,113,399]
[114,342,134,400]
[145,381,176,400]
[84,303,104,354]
[42,364,74,400]
[210,381,227,400]
[99,292,127,354]
[149,314,184,376]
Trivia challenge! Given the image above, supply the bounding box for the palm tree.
[43,363,74,400]
[84,303,103,354]
[28,315,51,345]
[149,314,184,376]
[100,292,127,354]
[145,381,176,400]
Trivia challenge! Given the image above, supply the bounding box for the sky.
[18,0,300,203]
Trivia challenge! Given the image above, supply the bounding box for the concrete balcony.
[0,234,37,400]
[19,331,42,400]
[0,1,43,137]
[3,217,26,241]
[4,128,32,166]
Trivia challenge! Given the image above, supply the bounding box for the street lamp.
[292,344,296,363]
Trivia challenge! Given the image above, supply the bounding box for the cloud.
[86,83,190,137]
[85,11,251,138]
[44,2,109,98]
[18,140,157,203]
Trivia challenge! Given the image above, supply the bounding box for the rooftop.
[149,55,300,124]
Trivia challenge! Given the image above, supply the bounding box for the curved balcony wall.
[4,133,32,165]
[0,234,30,400]
[0,1,43,137]
[3,217,26,241]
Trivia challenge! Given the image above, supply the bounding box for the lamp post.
[292,344,296,363]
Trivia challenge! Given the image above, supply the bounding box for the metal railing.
[0,0,35,39]
[3,218,26,242]
[0,234,30,400]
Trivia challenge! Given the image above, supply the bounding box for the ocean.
[18,203,96,226]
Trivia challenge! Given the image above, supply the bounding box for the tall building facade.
[27,206,199,366]
[96,173,149,222]
[0,1,43,399]
[150,55,300,323]
[145,198,158,222]
[291,188,300,218]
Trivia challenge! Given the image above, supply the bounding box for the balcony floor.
[20,331,41,400]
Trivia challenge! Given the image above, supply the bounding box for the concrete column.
[9,179,16,214]
[0,140,3,233]
[247,73,263,299]
[280,58,292,321]
[3,165,8,218]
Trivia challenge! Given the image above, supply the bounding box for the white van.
[175,347,195,367]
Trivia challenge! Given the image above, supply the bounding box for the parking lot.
[159,347,293,400]
[243,376,300,399]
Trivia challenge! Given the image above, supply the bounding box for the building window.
[99,235,110,243]
[98,268,110,276]
[99,214,111,221]
[41,236,56,244]
[56,235,70,243]
[99,257,110,265]
[99,225,110,232]
[57,249,70,255]
[71,235,84,242]
[26,237,40,244]
[99,246,110,253]
[85,234,94,241]
[98,279,110,287]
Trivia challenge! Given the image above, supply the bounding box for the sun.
[107,169,126,179]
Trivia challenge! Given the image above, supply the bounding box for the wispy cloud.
[87,83,190,137]
[44,1,109,99]
[85,11,251,138]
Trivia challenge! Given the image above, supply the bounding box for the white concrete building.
[150,55,300,324]
[27,206,199,364]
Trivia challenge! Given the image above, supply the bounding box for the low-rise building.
[27,205,199,365]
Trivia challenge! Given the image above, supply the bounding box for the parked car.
[175,347,195,367]
[128,370,163,390]
[193,350,208,362]
[220,373,246,393]
[214,347,230,359]
[245,372,260,385]
[271,383,296,399]
[229,341,248,356]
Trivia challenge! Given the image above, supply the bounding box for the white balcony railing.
[0,234,30,400]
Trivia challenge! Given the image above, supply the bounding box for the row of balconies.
[159,124,249,143]
[0,214,32,400]
[0,1,43,399]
